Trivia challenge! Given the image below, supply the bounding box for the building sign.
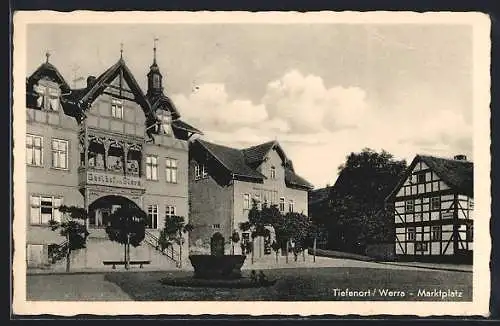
[86,171,144,190]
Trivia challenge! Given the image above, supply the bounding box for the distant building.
[188,139,313,256]
[386,154,474,263]
[25,46,201,270]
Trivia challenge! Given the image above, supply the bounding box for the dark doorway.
[210,232,225,256]
[88,195,142,228]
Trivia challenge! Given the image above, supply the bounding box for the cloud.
[172,83,268,131]
[171,70,472,188]
[263,70,370,133]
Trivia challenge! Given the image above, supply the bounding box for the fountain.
[160,233,276,288]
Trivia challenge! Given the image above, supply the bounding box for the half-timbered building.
[386,154,474,263]
[25,46,202,270]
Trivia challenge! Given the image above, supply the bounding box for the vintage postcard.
[12,11,491,316]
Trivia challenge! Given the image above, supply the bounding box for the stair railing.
[143,230,181,267]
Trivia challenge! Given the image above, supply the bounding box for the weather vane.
[153,37,159,63]
[45,50,50,63]
[120,42,124,59]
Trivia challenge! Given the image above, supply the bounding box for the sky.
[26,23,473,189]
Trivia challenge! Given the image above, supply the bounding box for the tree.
[231,230,240,255]
[105,205,147,269]
[49,205,89,272]
[239,201,282,263]
[272,212,291,263]
[324,148,407,253]
[283,212,311,261]
[159,215,193,268]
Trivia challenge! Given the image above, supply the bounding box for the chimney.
[86,76,96,88]
[454,154,467,161]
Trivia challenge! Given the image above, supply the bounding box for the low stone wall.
[365,243,396,261]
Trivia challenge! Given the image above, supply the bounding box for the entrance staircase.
[143,230,181,267]
[46,230,181,270]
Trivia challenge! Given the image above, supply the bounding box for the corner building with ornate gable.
[25,49,202,270]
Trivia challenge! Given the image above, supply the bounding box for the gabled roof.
[242,140,289,167]
[172,119,203,135]
[27,62,71,93]
[75,59,155,121]
[193,139,313,189]
[57,58,158,126]
[147,93,181,120]
[420,155,474,197]
[196,139,265,180]
[26,54,202,137]
[386,154,474,200]
[285,169,314,190]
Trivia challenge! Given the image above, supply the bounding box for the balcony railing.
[78,168,146,190]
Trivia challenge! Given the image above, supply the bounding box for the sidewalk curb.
[377,261,472,273]
[27,269,189,276]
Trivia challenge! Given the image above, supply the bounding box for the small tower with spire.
[147,37,163,96]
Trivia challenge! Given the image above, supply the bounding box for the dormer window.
[157,110,172,136]
[34,82,60,111]
[111,98,123,119]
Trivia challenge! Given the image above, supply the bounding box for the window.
[417,173,426,184]
[212,224,221,229]
[288,200,295,213]
[51,139,68,169]
[147,205,158,229]
[415,242,428,251]
[279,197,285,212]
[34,83,60,111]
[26,134,43,166]
[165,158,178,183]
[431,226,442,241]
[430,197,440,210]
[48,87,60,111]
[194,163,201,180]
[243,194,251,210]
[146,156,158,180]
[407,227,416,241]
[254,194,262,210]
[30,195,63,225]
[270,166,276,179]
[165,205,176,219]
[202,164,208,178]
[111,98,123,119]
[159,111,172,135]
[405,200,414,213]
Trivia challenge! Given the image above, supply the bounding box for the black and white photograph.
[12,11,491,316]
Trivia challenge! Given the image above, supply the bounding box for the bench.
[103,260,151,269]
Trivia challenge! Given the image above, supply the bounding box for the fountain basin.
[189,254,246,279]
